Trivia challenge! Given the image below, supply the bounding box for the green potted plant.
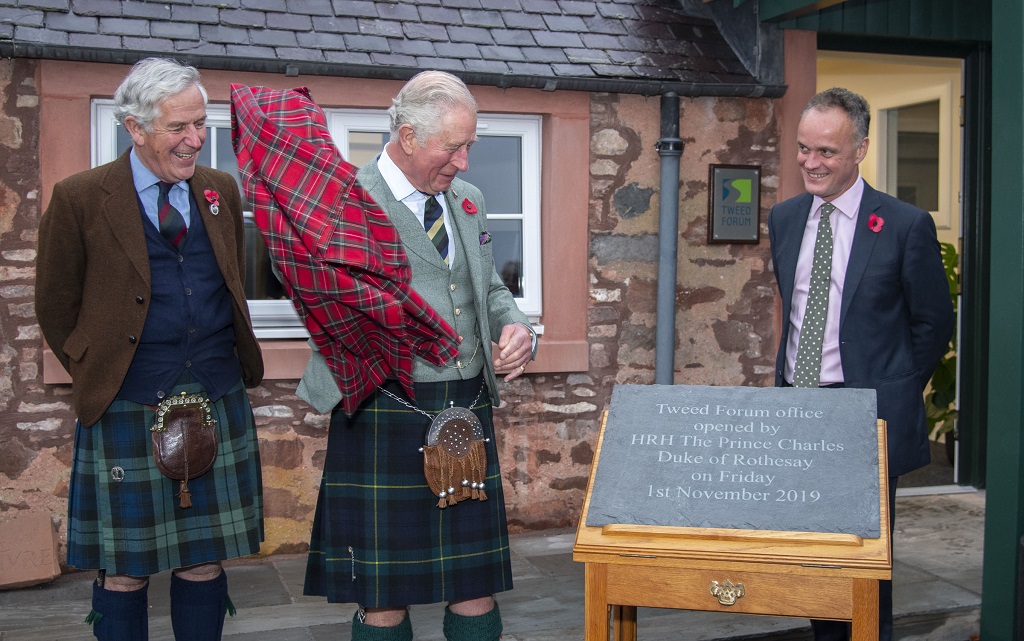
[924,241,959,461]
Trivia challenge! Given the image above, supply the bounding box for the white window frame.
[328,109,543,321]
[473,113,543,321]
[92,100,543,335]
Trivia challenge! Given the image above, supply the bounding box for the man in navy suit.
[768,87,954,640]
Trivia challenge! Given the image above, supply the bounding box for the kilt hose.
[303,374,513,607]
[66,375,264,576]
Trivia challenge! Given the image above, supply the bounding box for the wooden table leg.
[584,563,610,641]
[612,605,637,641]
[851,578,880,641]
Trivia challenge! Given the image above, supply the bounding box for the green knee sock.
[350,610,413,641]
[443,602,502,641]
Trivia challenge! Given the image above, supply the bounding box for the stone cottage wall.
[0,57,779,566]
[492,92,780,531]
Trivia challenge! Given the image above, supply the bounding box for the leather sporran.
[422,406,488,508]
[151,392,218,508]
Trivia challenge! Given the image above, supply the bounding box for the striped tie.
[157,181,187,249]
[792,202,835,388]
[422,192,450,266]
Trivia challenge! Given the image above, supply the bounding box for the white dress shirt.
[377,148,457,269]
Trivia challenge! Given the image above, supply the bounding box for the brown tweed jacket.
[36,151,263,427]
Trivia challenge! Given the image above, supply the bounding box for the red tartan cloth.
[230,84,458,414]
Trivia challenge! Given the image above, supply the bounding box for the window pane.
[195,139,212,168]
[488,219,523,297]
[889,100,940,212]
[349,131,388,167]
[243,218,288,300]
[215,127,249,208]
[460,136,522,214]
[116,123,132,155]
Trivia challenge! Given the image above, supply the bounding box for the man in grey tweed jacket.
[299,70,537,641]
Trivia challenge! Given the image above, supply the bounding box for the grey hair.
[387,70,477,142]
[803,87,871,143]
[113,58,208,132]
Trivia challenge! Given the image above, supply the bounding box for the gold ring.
[519,364,526,373]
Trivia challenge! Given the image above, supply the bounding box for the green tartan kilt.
[303,375,513,607]
[66,376,264,576]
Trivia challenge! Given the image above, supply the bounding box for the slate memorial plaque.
[585,385,881,538]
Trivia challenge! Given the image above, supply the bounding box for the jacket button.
[128,335,137,343]
[135,296,144,304]
[450,284,457,291]
[455,308,461,316]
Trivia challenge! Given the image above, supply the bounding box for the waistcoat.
[411,229,483,383]
[117,190,242,403]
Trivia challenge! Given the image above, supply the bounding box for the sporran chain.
[376,380,489,509]
[376,381,485,419]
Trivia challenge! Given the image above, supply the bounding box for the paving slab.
[0,492,984,640]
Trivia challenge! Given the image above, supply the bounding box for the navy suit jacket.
[768,182,954,477]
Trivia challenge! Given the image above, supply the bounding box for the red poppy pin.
[868,213,884,232]
[204,189,220,215]
[462,198,478,214]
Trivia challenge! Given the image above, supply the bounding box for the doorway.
[817,51,965,492]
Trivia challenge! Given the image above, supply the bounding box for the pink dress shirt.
[784,177,865,385]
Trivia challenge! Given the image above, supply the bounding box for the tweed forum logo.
[711,165,760,242]
[722,177,752,205]
[719,176,753,224]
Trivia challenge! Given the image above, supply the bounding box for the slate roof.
[0,0,784,97]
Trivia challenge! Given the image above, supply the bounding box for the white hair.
[113,58,208,132]
[387,70,477,142]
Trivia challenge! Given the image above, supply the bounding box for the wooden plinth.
[573,415,891,641]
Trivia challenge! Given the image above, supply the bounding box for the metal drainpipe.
[654,92,683,385]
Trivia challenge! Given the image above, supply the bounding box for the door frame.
[817,34,990,488]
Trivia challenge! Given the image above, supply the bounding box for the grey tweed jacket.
[296,157,530,413]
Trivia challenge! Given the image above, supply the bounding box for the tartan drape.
[230,84,458,414]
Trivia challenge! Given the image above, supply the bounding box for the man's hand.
[493,323,533,381]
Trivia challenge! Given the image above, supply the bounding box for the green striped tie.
[422,192,449,266]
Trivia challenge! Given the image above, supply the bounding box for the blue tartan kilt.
[66,376,264,576]
[303,375,513,607]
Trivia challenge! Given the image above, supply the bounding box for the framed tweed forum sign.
[708,164,761,244]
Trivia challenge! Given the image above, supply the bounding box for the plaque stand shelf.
[573,413,891,641]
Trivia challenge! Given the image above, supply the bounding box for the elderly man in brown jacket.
[35,57,263,641]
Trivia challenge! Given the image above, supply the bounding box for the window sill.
[259,337,588,380]
[43,337,589,385]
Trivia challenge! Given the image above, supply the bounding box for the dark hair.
[803,87,870,142]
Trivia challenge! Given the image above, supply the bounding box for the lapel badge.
[204,189,220,215]
[868,213,884,232]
